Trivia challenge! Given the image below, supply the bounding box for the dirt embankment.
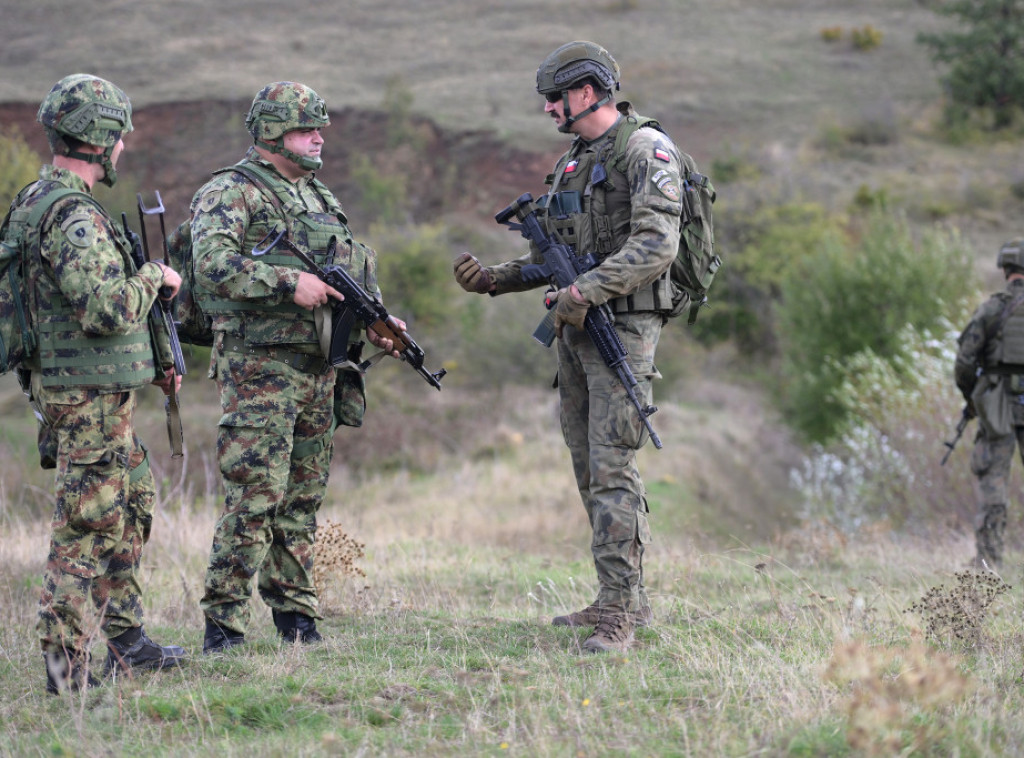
[1,100,556,225]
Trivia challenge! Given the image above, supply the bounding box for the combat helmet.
[536,41,620,133]
[37,74,133,187]
[245,82,330,170]
[998,239,1024,274]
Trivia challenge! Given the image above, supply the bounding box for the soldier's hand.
[367,316,405,359]
[453,252,493,294]
[156,262,182,299]
[551,285,589,338]
[966,401,978,420]
[294,272,343,310]
[152,368,182,395]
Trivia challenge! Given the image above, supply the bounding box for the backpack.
[164,218,213,347]
[607,104,720,325]
[0,185,89,373]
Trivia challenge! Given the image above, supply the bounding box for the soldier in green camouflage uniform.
[193,82,398,652]
[17,74,187,694]
[955,239,1024,568]
[454,42,695,653]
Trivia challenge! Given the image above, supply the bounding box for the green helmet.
[245,81,330,170]
[536,41,620,133]
[998,239,1024,273]
[37,73,133,187]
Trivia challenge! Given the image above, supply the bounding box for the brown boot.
[581,611,635,654]
[552,604,652,628]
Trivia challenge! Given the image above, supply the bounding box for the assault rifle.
[494,192,663,449]
[252,229,446,390]
[123,194,186,457]
[941,404,974,466]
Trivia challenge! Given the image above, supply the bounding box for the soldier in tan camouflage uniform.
[955,240,1024,568]
[454,42,695,653]
[192,82,399,653]
[14,74,187,694]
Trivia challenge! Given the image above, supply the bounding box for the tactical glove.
[453,252,494,294]
[551,286,590,338]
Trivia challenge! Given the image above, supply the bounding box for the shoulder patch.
[60,212,98,249]
[198,188,224,213]
[651,169,681,202]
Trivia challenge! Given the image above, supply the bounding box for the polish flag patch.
[564,160,579,173]
[654,148,670,162]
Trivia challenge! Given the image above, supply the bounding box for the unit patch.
[651,170,681,202]
[654,148,671,162]
[60,213,97,249]
[198,188,223,213]
[564,160,579,174]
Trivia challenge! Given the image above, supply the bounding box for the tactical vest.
[542,116,674,313]
[199,160,374,347]
[990,290,1024,367]
[20,181,156,391]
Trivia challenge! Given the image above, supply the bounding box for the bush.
[0,127,42,207]
[851,25,883,52]
[776,209,976,443]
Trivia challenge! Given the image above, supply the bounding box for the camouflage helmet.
[246,82,330,171]
[37,73,133,186]
[536,41,620,97]
[998,239,1024,273]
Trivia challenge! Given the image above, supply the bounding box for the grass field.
[1,376,1021,757]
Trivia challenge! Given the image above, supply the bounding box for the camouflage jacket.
[955,277,1024,399]
[190,155,377,350]
[487,112,683,309]
[23,165,167,397]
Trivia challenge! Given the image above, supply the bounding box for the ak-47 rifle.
[252,229,446,390]
[494,192,663,450]
[941,404,974,466]
[123,193,186,457]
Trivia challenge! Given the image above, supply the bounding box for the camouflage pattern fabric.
[956,277,1024,565]
[35,385,155,655]
[17,165,166,659]
[22,166,168,389]
[484,114,682,614]
[557,312,660,611]
[199,334,335,632]
[193,154,357,633]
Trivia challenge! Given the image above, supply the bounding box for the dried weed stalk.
[314,519,366,607]
[907,569,1011,648]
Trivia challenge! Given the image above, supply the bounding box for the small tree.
[917,0,1024,129]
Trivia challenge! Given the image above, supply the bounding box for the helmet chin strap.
[64,144,119,186]
[255,139,322,171]
[558,91,612,134]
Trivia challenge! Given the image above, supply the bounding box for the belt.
[220,335,328,374]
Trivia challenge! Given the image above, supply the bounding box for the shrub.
[0,127,42,206]
[776,209,976,443]
[851,25,883,52]
[820,27,843,43]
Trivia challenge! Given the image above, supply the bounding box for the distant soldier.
[454,42,710,652]
[13,74,187,694]
[955,239,1024,568]
[192,82,401,652]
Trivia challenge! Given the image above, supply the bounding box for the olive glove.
[551,285,590,338]
[453,252,494,294]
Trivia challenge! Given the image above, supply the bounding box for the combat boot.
[273,609,324,644]
[44,649,99,696]
[202,618,246,654]
[105,627,188,677]
[581,611,635,654]
[552,603,652,628]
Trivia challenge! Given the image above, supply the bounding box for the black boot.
[272,609,324,644]
[105,627,188,677]
[202,618,246,654]
[45,649,99,696]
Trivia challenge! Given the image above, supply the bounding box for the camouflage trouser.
[200,340,336,634]
[34,385,154,657]
[556,311,661,612]
[970,425,1024,565]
